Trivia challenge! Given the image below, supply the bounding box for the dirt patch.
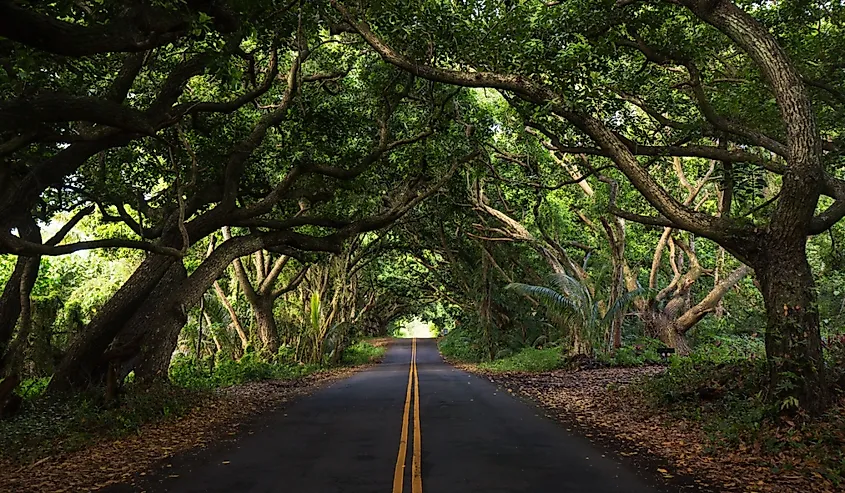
[459,365,838,493]
[0,366,365,493]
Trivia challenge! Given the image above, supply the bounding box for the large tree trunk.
[254,297,280,355]
[0,217,41,416]
[108,262,188,385]
[0,259,29,356]
[133,300,189,386]
[755,243,827,413]
[642,313,693,356]
[49,254,176,393]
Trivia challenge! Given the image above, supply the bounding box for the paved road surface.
[111,339,659,493]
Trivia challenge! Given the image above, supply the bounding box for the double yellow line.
[393,338,422,493]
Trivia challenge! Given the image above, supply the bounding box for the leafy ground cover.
[456,359,844,493]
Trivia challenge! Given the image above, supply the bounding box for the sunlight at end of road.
[396,318,436,338]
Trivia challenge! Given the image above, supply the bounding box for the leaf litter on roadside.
[459,364,841,493]
[0,367,363,493]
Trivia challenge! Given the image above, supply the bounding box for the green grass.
[478,347,563,372]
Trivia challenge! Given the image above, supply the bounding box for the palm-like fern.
[506,273,642,355]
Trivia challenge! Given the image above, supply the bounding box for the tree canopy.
[1,0,844,416]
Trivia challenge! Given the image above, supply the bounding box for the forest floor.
[0,364,376,493]
[454,362,842,493]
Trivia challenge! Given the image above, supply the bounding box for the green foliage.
[506,273,642,355]
[631,358,773,441]
[693,335,766,363]
[627,357,845,485]
[14,377,52,399]
[340,340,387,366]
[437,327,486,363]
[169,353,318,390]
[598,337,665,367]
[478,347,563,373]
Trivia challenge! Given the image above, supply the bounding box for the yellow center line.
[392,339,414,493]
[412,338,422,493]
[392,338,423,493]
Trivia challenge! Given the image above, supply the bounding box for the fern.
[507,273,642,356]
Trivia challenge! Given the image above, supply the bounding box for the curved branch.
[0,93,157,134]
[0,1,237,57]
[272,265,310,299]
[0,232,183,257]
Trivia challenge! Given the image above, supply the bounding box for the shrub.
[341,340,386,365]
[437,327,485,362]
[630,358,773,442]
[479,347,563,373]
[14,377,52,399]
[598,337,665,367]
[694,334,765,363]
[169,352,318,390]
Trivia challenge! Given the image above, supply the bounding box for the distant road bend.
[115,339,659,492]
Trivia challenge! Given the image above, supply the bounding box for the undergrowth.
[169,352,320,390]
[478,347,563,372]
[437,327,485,363]
[0,384,205,464]
[627,356,845,486]
[341,340,387,365]
[2,340,385,464]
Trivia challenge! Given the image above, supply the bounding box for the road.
[112,339,660,493]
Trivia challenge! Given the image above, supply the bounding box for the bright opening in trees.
[393,318,438,339]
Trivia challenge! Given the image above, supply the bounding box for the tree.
[333,0,845,413]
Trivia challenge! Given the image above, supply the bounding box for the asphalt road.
[112,339,660,493]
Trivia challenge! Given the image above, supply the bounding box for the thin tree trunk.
[0,216,40,360]
[212,280,249,352]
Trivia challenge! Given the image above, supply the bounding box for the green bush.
[694,334,765,363]
[631,358,773,443]
[169,352,318,390]
[478,347,563,373]
[437,327,485,362]
[14,377,52,399]
[341,340,386,365]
